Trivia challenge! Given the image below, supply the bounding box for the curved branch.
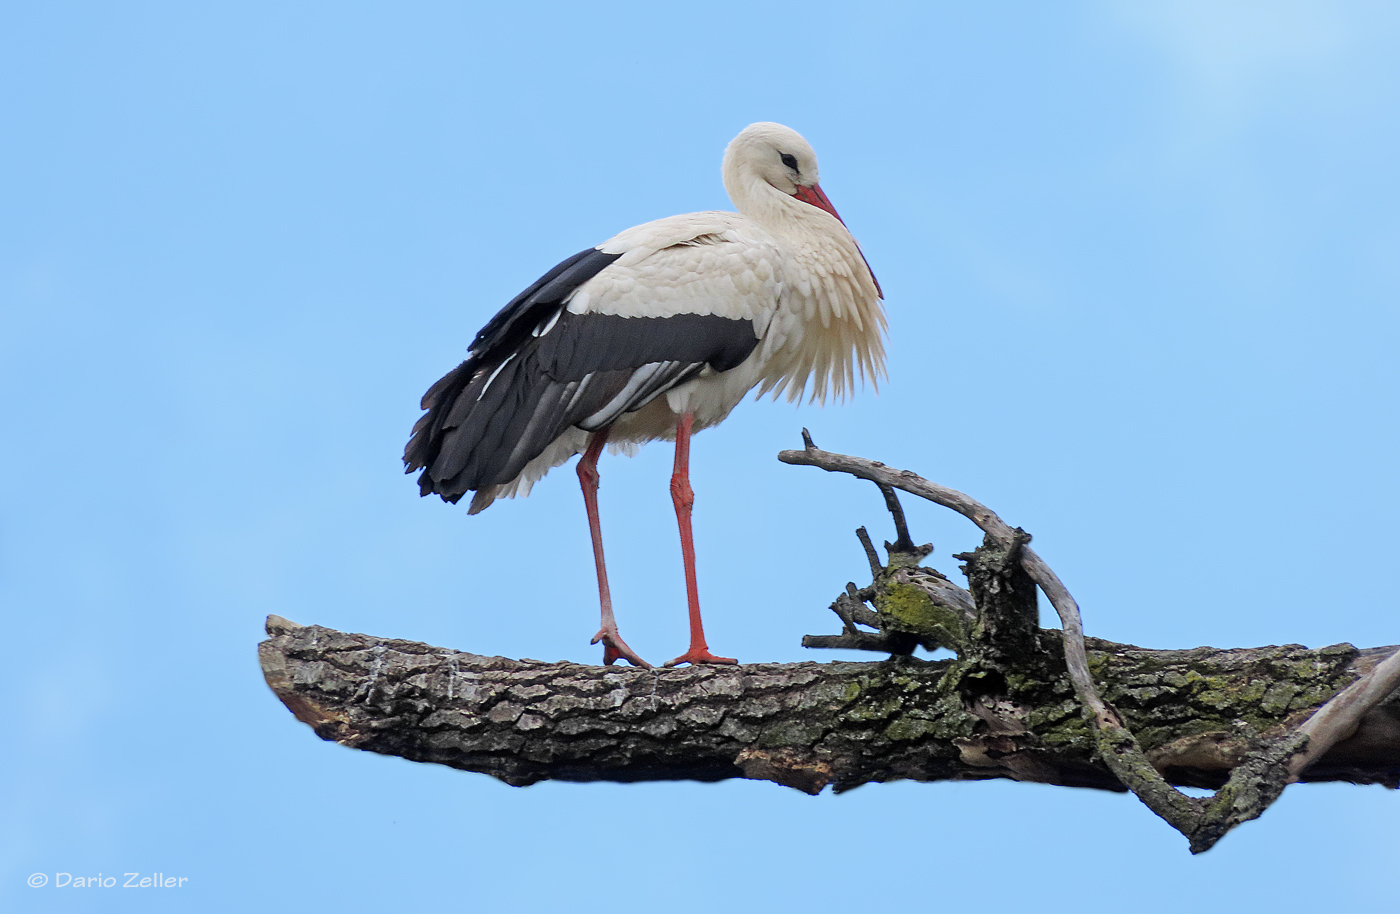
[776,436,1400,851]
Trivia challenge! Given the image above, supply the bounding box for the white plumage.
[405,121,885,667]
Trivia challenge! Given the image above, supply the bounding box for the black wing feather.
[405,249,760,505]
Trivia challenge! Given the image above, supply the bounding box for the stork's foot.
[591,628,653,669]
[664,648,738,667]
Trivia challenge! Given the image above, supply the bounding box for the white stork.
[405,122,885,668]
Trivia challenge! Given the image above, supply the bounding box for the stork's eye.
[780,153,798,171]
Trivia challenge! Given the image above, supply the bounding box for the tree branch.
[259,439,1400,855]
[259,616,1400,796]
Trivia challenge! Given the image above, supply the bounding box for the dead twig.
[876,483,918,555]
[854,527,882,578]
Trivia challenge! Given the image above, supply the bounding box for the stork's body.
[405,122,884,667]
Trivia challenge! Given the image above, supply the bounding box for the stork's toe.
[664,648,738,667]
[591,628,653,669]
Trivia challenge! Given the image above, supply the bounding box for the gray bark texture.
[258,615,1400,795]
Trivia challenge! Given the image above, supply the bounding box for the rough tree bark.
[259,443,1400,853]
[260,616,1400,794]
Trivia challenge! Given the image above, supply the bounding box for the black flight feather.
[405,248,760,506]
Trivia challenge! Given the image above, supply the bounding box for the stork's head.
[722,122,844,225]
[722,121,882,299]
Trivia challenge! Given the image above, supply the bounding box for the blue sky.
[3,1,1397,911]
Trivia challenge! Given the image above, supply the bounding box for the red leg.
[665,412,737,667]
[578,429,651,668]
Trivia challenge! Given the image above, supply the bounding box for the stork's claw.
[591,628,653,669]
[664,648,738,667]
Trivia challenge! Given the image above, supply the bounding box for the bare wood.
[1290,645,1400,779]
[259,616,1400,796]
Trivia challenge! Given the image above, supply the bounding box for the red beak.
[792,182,844,224]
[792,183,884,299]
